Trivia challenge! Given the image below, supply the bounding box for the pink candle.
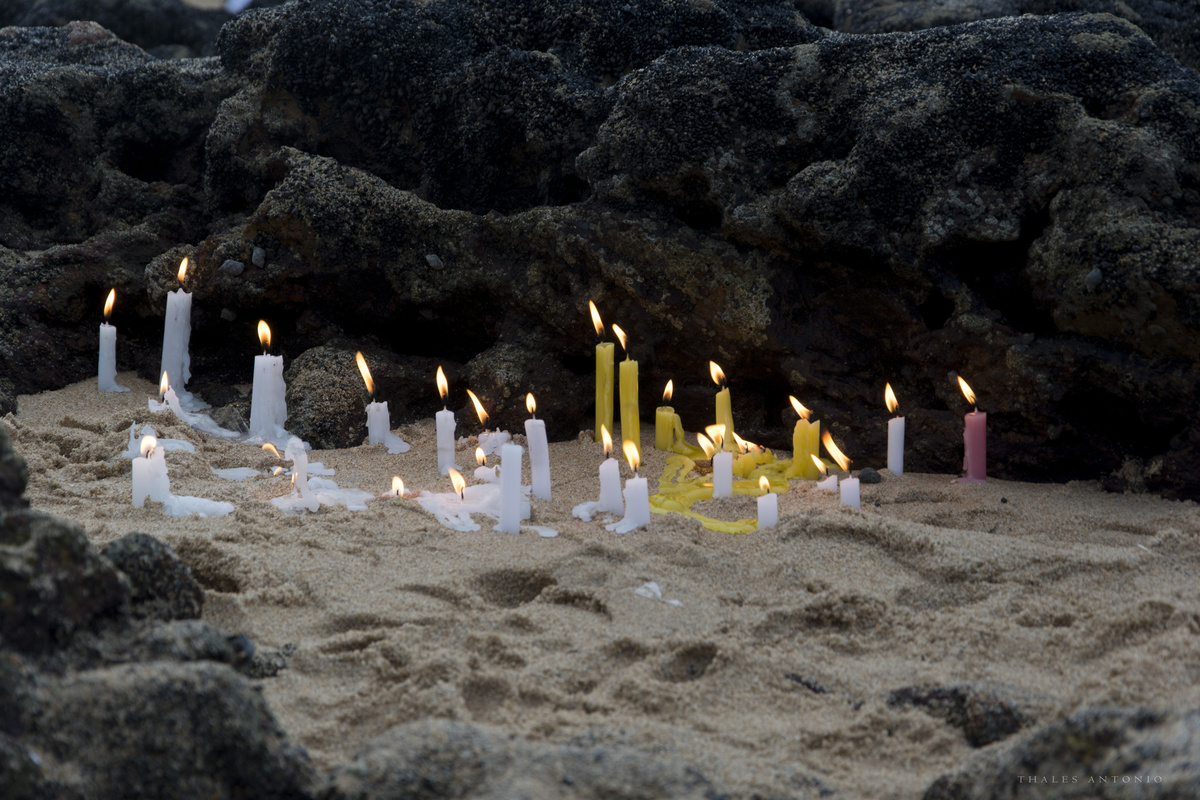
[956,376,986,483]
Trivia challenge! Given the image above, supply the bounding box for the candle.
[248,321,287,441]
[435,366,459,476]
[271,438,320,513]
[385,476,406,498]
[813,455,838,490]
[468,389,510,455]
[473,446,499,482]
[156,371,188,419]
[957,375,987,483]
[597,425,624,514]
[705,424,733,498]
[710,361,735,451]
[757,475,777,529]
[788,396,821,480]
[885,382,905,476]
[613,324,639,459]
[132,434,170,507]
[590,301,615,443]
[605,440,650,533]
[655,380,676,451]
[356,352,410,453]
[822,431,858,507]
[98,289,130,393]
[496,442,524,534]
[840,475,861,508]
[524,393,551,501]
[159,258,193,401]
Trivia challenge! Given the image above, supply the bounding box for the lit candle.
[131,434,170,507]
[435,366,458,476]
[469,389,510,455]
[655,380,676,451]
[524,393,551,501]
[613,324,639,460]
[356,352,410,454]
[449,468,466,501]
[956,375,986,483]
[590,301,615,443]
[813,455,838,491]
[474,446,499,482]
[597,425,624,514]
[710,361,735,451]
[605,440,650,533]
[159,258,193,401]
[788,396,821,480]
[822,431,859,508]
[155,371,187,419]
[885,382,904,476]
[98,289,129,393]
[706,424,733,497]
[757,475,777,529]
[248,321,287,442]
[384,476,406,498]
[271,438,320,513]
[496,442,524,534]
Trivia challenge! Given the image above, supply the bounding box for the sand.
[7,373,1200,798]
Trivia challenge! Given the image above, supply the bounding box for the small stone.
[425,253,444,269]
[218,259,245,276]
[220,308,237,322]
[1084,267,1102,292]
[251,246,266,267]
[857,467,882,484]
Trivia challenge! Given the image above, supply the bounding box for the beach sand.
[7,373,1200,797]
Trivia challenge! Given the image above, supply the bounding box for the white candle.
[249,353,286,439]
[598,457,624,514]
[435,408,456,474]
[524,393,551,501]
[712,451,733,498]
[133,436,170,507]
[757,476,777,529]
[99,290,129,392]
[817,474,838,491]
[884,383,904,476]
[285,437,320,512]
[496,443,524,534]
[366,402,389,444]
[159,260,193,397]
[605,441,650,533]
[840,476,860,508]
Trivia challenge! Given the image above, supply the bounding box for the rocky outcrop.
[0,3,1198,498]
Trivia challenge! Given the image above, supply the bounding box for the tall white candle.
[757,476,777,529]
[598,457,624,514]
[248,321,286,441]
[496,443,524,534]
[712,451,733,498]
[840,476,860,508]
[884,383,904,476]
[159,259,192,397]
[436,409,456,475]
[99,289,129,392]
[524,393,551,501]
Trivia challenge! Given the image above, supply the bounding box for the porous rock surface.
[0,1,1197,500]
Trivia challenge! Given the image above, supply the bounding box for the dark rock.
[321,718,724,799]
[251,245,266,267]
[32,661,314,800]
[857,467,882,484]
[218,258,245,275]
[888,684,1030,747]
[831,1,1200,73]
[0,425,29,510]
[923,707,1200,798]
[101,533,204,621]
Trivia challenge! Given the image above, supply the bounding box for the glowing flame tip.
[436,366,448,400]
[475,446,486,466]
[601,425,613,456]
[663,380,673,403]
[759,475,770,492]
[957,375,976,406]
[391,476,404,496]
[789,395,811,420]
[810,454,827,476]
[697,433,716,459]
[466,389,488,427]
[176,257,188,282]
[622,440,640,473]
[448,468,466,496]
[139,435,156,457]
[612,324,628,353]
[709,361,726,387]
[158,371,170,396]
[103,288,115,320]
[704,423,726,449]
[257,320,271,351]
[526,393,536,415]
[821,431,851,472]
[262,443,281,459]
[885,382,899,414]
[588,300,604,337]
[355,351,375,397]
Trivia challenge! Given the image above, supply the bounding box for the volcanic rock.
[101,531,204,621]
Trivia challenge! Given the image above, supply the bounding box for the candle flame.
[957,375,976,406]
[139,435,156,457]
[732,432,752,453]
[759,475,770,492]
[589,300,604,338]
[811,454,828,477]
[709,361,726,387]
[448,468,466,497]
[257,320,271,351]
[177,257,188,282]
[789,395,811,420]
[272,466,284,476]
[623,440,640,473]
[663,380,673,403]
[705,423,726,450]
[103,288,115,320]
[262,443,281,459]
[601,425,613,457]
[466,389,488,426]
[436,365,448,400]
[885,383,899,414]
[355,352,375,397]
[476,446,486,466]
[697,433,716,459]
[392,476,404,496]
[526,392,536,416]
[612,324,627,353]
[159,371,170,397]
[821,431,851,472]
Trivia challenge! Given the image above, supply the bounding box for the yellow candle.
[655,380,675,450]
[612,324,639,459]
[590,302,614,443]
[710,361,735,450]
[785,395,821,479]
